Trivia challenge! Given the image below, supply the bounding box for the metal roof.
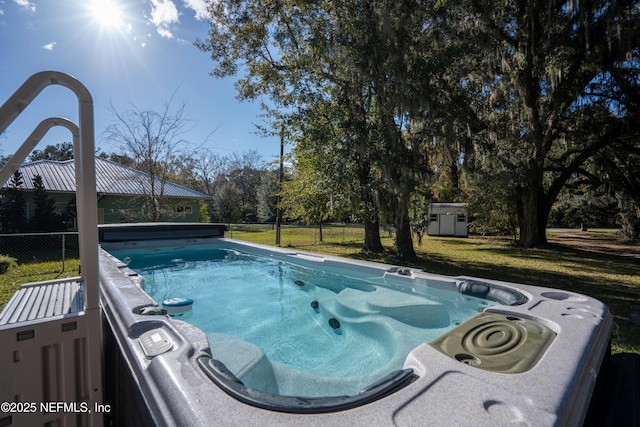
[1,157,209,199]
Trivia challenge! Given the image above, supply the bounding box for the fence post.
[61,233,66,271]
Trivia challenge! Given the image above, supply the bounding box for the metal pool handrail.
[0,71,103,426]
[0,72,99,312]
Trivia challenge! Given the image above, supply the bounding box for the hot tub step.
[206,333,278,394]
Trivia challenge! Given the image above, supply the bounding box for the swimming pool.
[98,228,612,425]
[106,244,505,398]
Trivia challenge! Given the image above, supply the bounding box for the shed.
[427,203,469,237]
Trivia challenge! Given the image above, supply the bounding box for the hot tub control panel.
[139,328,173,358]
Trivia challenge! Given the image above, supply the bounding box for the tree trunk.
[354,155,384,253]
[394,195,416,260]
[362,218,384,254]
[318,221,323,242]
[517,187,548,248]
[377,108,417,260]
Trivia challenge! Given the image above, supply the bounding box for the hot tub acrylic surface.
[99,237,612,426]
[107,244,502,398]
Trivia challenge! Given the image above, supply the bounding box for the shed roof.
[429,203,468,209]
[1,157,209,199]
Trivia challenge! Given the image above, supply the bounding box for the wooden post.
[276,126,284,246]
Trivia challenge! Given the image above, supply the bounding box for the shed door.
[441,214,455,235]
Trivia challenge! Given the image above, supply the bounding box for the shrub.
[0,255,17,274]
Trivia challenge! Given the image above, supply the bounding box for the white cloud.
[149,0,179,38]
[43,42,56,51]
[183,0,208,20]
[13,0,35,13]
[156,26,173,38]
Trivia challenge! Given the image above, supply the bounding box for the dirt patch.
[548,232,640,261]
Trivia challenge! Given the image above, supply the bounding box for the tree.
[29,175,64,232]
[279,151,347,241]
[104,96,194,221]
[214,180,243,224]
[172,149,223,221]
[198,0,449,259]
[0,170,27,233]
[0,154,11,168]
[200,0,638,251]
[463,0,639,247]
[98,151,137,168]
[29,142,74,162]
[594,140,640,239]
[256,169,280,223]
[226,150,265,222]
[290,94,386,253]
[199,202,211,223]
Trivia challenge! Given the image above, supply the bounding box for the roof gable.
[2,157,209,199]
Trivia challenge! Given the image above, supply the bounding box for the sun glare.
[89,0,123,29]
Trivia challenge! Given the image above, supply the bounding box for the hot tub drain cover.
[429,312,556,373]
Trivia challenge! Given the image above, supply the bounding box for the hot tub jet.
[328,318,341,329]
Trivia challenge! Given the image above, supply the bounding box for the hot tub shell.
[99,237,612,426]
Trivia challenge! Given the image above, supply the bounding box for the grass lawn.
[1,225,638,354]
[0,260,81,311]
[230,224,640,354]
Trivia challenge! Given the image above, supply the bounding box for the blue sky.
[0,0,282,164]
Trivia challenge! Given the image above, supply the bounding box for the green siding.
[19,192,203,229]
[98,195,203,224]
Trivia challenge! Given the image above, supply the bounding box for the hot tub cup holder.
[455,353,481,366]
[133,304,168,316]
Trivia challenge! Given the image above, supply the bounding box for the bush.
[0,255,17,274]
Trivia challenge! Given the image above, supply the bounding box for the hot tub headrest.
[458,280,527,306]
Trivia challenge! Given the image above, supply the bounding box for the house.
[427,203,469,237]
[1,157,210,228]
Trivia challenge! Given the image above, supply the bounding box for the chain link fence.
[228,223,374,247]
[0,232,79,270]
[0,225,379,269]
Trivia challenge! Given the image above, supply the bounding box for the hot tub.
[99,234,612,426]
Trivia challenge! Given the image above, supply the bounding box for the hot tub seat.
[207,333,279,394]
[207,318,399,398]
[335,286,450,328]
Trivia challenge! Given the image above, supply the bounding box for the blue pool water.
[109,244,497,397]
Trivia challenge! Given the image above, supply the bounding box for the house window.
[66,217,77,230]
[54,202,77,229]
[457,214,466,222]
[177,205,192,214]
[429,214,438,222]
